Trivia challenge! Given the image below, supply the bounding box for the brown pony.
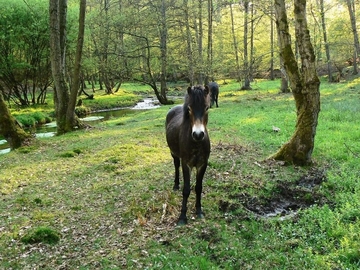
[165,85,211,225]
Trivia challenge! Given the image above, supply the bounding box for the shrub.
[21,227,60,245]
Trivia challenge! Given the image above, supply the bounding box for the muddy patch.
[209,142,331,221]
[221,168,328,219]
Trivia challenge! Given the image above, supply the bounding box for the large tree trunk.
[0,92,32,149]
[271,0,320,166]
[49,0,70,135]
[50,0,85,134]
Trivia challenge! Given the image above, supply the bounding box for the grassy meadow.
[1,78,360,269]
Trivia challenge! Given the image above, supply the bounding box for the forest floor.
[1,78,360,269]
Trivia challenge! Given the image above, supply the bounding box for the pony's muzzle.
[192,123,205,141]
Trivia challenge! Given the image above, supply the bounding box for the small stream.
[0,97,160,154]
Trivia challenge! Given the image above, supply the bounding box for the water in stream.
[0,97,160,154]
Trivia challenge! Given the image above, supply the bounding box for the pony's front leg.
[195,163,207,219]
[172,154,180,190]
[178,163,191,225]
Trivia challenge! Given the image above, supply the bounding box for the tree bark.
[49,0,86,134]
[67,0,86,131]
[241,0,252,90]
[159,0,168,101]
[0,92,32,149]
[271,0,320,166]
[49,0,70,135]
[205,0,213,85]
[319,0,332,82]
[230,3,241,83]
[346,0,360,75]
[195,0,204,85]
[270,7,275,81]
[184,0,194,85]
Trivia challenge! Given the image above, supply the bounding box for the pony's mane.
[183,85,207,118]
[184,85,207,105]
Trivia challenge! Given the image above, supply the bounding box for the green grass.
[1,78,360,269]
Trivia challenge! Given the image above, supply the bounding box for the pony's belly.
[182,142,210,168]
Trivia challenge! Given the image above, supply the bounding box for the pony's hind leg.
[172,154,180,190]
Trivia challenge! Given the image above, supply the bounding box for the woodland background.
[0,0,359,107]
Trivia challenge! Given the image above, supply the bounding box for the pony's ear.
[187,86,192,94]
[204,85,210,95]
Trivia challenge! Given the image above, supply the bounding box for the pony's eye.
[188,106,191,113]
[205,106,209,111]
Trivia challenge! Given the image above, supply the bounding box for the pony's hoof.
[197,212,205,219]
[176,218,187,226]
[173,185,180,191]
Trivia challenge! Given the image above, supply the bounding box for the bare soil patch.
[211,143,330,220]
[242,168,328,218]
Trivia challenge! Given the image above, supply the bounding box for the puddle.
[35,132,56,138]
[0,139,10,154]
[0,148,11,154]
[44,122,57,128]
[80,116,105,122]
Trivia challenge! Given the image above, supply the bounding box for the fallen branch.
[344,143,359,158]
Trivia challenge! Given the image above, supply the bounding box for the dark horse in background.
[165,85,211,225]
[208,82,219,108]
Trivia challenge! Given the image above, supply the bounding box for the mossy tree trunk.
[0,93,32,149]
[271,0,320,166]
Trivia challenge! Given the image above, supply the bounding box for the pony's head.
[185,85,210,141]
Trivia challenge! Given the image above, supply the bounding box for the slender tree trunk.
[0,92,32,149]
[271,0,321,166]
[276,3,290,93]
[319,0,332,82]
[184,0,194,85]
[205,0,213,85]
[249,2,254,82]
[159,0,168,101]
[346,0,360,74]
[241,0,251,90]
[197,0,204,85]
[67,0,86,130]
[230,3,241,83]
[270,8,275,81]
[103,0,113,94]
